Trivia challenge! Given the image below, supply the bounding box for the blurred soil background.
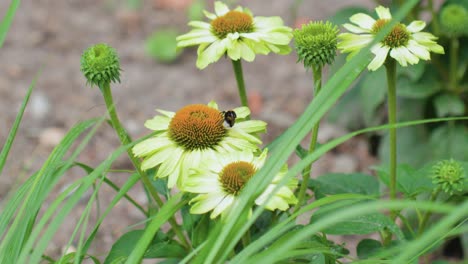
[0,0,384,260]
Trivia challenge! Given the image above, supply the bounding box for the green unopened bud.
[440,4,468,37]
[293,21,339,69]
[81,43,121,88]
[432,159,465,195]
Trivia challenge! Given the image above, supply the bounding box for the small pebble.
[39,127,66,147]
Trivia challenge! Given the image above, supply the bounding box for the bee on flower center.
[222,110,237,128]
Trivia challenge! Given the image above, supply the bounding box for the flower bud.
[80,43,121,88]
[432,159,465,195]
[293,21,339,69]
[440,4,468,37]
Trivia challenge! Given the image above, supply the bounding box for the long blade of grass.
[0,72,39,175]
[195,1,420,262]
[249,200,458,263]
[0,118,99,263]
[0,0,20,48]
[124,192,187,264]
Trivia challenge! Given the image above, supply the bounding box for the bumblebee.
[222,110,237,128]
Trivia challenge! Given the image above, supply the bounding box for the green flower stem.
[385,59,398,214]
[231,59,249,111]
[103,177,148,216]
[294,66,322,212]
[100,83,190,250]
[450,37,460,93]
[418,190,440,235]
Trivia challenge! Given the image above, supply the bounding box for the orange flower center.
[211,10,254,39]
[219,161,256,195]
[372,19,410,48]
[169,104,226,151]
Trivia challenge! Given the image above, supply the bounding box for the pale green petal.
[180,150,203,185]
[233,120,267,133]
[158,147,183,179]
[211,195,234,218]
[144,115,170,131]
[228,128,262,144]
[350,13,376,30]
[188,21,211,29]
[252,149,268,169]
[141,145,177,171]
[257,32,292,45]
[375,6,392,19]
[390,47,409,67]
[406,20,426,33]
[214,1,230,16]
[233,106,250,118]
[207,100,219,109]
[399,47,419,65]
[177,33,218,47]
[254,16,287,29]
[227,41,241,61]
[190,192,226,215]
[167,162,182,189]
[273,44,292,55]
[412,32,438,42]
[338,33,373,53]
[343,23,370,33]
[196,40,227,69]
[203,10,217,20]
[132,135,172,157]
[239,32,261,42]
[184,170,220,193]
[368,44,390,71]
[427,43,444,54]
[407,40,430,60]
[239,42,256,62]
[155,109,175,118]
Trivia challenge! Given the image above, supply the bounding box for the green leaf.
[434,93,465,117]
[397,62,425,82]
[359,67,386,126]
[374,163,434,197]
[397,73,442,99]
[357,239,382,259]
[312,209,397,235]
[145,29,181,63]
[310,173,380,199]
[104,230,185,263]
[429,125,468,161]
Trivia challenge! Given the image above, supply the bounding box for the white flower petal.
[184,170,220,193]
[406,20,426,33]
[233,120,266,133]
[233,106,250,118]
[190,192,226,215]
[155,109,175,118]
[338,33,373,53]
[140,145,177,171]
[368,44,390,71]
[144,116,170,131]
[390,47,409,67]
[350,13,376,30]
[203,10,217,20]
[211,195,234,218]
[207,100,219,109]
[375,6,392,19]
[188,21,211,29]
[214,1,230,16]
[407,40,430,60]
[158,147,183,180]
[343,23,370,33]
[196,40,227,69]
[133,135,172,157]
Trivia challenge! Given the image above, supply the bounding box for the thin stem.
[449,37,460,93]
[100,83,190,250]
[385,60,398,207]
[418,190,440,235]
[231,59,249,110]
[294,66,322,212]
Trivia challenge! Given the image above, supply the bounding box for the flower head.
[338,6,445,71]
[432,159,465,195]
[184,149,298,219]
[176,1,293,69]
[440,4,468,38]
[132,101,266,188]
[293,21,339,69]
[81,43,121,88]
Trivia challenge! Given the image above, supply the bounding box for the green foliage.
[145,29,181,63]
[1,0,466,263]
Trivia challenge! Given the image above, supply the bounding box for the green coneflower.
[440,4,468,38]
[132,101,266,188]
[432,159,465,195]
[176,1,293,69]
[338,6,444,71]
[184,149,298,219]
[80,43,121,88]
